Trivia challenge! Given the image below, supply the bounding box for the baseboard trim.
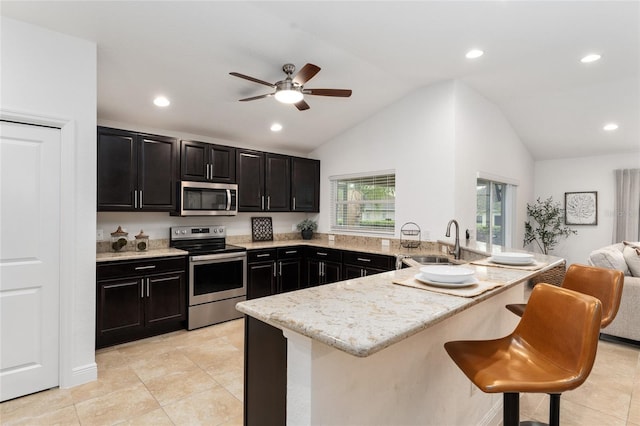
[60,362,97,389]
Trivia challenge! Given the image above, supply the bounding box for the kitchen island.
[236,253,565,426]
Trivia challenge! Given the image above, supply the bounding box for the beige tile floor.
[1,318,639,425]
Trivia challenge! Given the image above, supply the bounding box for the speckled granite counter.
[96,247,188,262]
[236,253,563,358]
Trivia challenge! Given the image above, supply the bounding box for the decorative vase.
[301,229,313,240]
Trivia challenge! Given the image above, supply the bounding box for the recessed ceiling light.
[580,54,601,63]
[270,123,283,132]
[465,49,484,59]
[603,123,619,131]
[153,96,170,107]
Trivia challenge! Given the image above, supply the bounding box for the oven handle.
[191,252,247,262]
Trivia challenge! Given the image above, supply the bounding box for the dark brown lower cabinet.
[96,256,186,348]
[244,316,287,426]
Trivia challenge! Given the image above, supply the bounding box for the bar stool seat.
[506,264,624,328]
[445,283,602,426]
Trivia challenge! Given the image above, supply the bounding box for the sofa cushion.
[589,246,631,276]
[623,244,640,277]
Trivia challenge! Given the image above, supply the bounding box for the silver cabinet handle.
[285,250,297,255]
[357,257,371,263]
[135,265,156,270]
[273,261,277,277]
[207,164,211,180]
[139,190,143,209]
[256,253,270,258]
[141,279,144,298]
[293,196,296,211]
[317,252,327,256]
[267,195,271,210]
[261,195,264,210]
[146,278,150,297]
[279,261,282,276]
[134,190,138,208]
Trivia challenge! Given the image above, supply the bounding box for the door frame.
[1,108,96,389]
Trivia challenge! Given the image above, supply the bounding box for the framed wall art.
[564,191,598,225]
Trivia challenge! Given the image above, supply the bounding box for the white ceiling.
[2,1,639,160]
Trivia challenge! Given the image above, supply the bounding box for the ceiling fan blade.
[238,93,273,102]
[293,63,321,85]
[229,72,275,87]
[294,99,310,111]
[304,88,352,97]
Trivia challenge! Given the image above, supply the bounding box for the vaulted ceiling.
[2,1,638,159]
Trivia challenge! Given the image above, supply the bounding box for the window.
[476,177,516,246]
[330,171,395,234]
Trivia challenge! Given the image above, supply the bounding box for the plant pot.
[301,229,313,240]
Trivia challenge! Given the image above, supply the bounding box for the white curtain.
[613,168,640,242]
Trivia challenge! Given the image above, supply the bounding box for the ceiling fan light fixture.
[274,89,304,104]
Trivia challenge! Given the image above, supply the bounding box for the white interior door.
[0,121,61,401]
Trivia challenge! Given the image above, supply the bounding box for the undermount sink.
[408,255,451,265]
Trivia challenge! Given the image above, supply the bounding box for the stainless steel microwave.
[177,181,238,216]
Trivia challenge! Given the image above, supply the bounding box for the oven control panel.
[170,225,226,240]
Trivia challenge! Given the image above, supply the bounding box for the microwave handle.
[226,189,231,211]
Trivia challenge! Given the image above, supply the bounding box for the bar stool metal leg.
[503,393,520,426]
[549,394,560,426]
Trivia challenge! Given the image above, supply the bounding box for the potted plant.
[297,218,318,240]
[524,196,577,254]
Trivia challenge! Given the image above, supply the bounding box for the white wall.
[1,17,97,387]
[311,80,534,248]
[453,81,534,248]
[534,152,640,265]
[311,81,456,242]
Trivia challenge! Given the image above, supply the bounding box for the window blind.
[330,172,396,233]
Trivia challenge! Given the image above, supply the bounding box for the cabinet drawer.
[306,247,342,263]
[97,256,187,280]
[248,249,277,263]
[342,251,395,270]
[277,247,303,259]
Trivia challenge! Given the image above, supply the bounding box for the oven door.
[189,252,246,305]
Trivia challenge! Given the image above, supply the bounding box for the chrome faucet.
[445,219,461,260]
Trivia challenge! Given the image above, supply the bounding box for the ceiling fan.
[229,63,352,111]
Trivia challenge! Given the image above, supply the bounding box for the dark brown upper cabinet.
[237,150,290,212]
[180,140,236,183]
[97,127,178,211]
[291,157,320,212]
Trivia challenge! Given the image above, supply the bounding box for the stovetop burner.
[169,225,246,255]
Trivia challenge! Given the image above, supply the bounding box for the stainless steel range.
[170,225,247,330]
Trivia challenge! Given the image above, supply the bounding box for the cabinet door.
[145,272,186,326]
[247,261,276,300]
[306,259,322,287]
[265,154,290,212]
[324,261,342,284]
[291,157,320,212]
[97,127,137,211]
[237,150,265,211]
[180,140,208,182]
[97,278,145,347]
[210,145,236,183]
[139,134,177,211]
[343,264,363,279]
[278,259,301,293]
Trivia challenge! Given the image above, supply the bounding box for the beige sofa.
[588,243,640,343]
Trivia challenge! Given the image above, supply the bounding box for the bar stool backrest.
[516,283,602,388]
[562,264,624,328]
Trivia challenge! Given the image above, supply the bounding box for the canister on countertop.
[110,226,128,252]
[135,230,149,251]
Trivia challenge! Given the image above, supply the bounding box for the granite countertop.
[236,254,564,358]
[96,247,188,262]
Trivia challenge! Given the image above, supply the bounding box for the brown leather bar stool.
[445,283,602,426]
[506,263,624,328]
